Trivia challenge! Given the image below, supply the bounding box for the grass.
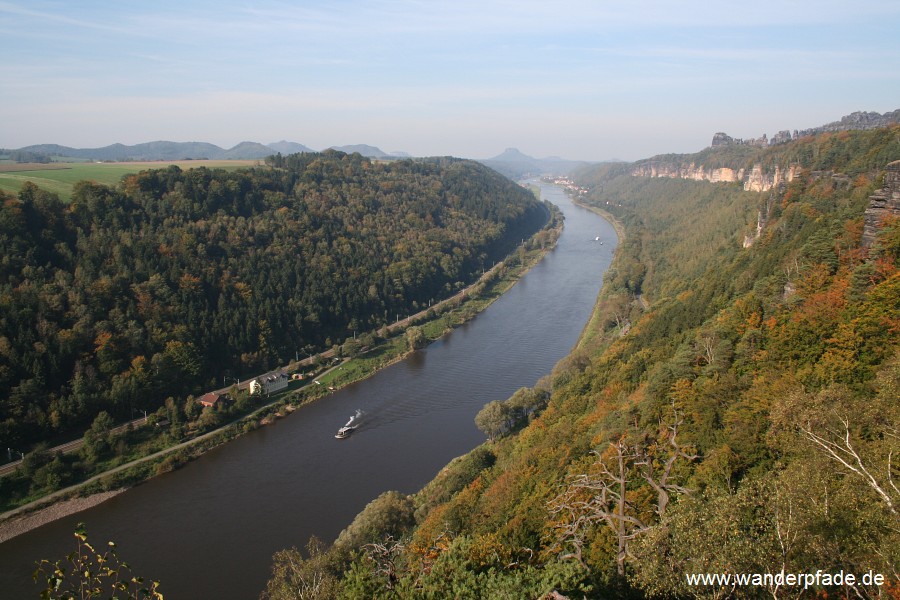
[0,160,258,201]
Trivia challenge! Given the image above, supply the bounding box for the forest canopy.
[0,151,546,449]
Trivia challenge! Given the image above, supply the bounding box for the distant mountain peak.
[328,144,391,158]
[491,148,535,161]
[479,148,587,179]
[267,140,314,155]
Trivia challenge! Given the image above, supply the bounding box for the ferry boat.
[335,409,364,439]
[334,425,356,439]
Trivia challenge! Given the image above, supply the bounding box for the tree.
[404,326,426,351]
[361,535,405,592]
[549,414,696,575]
[506,386,549,424]
[475,400,511,442]
[81,411,115,462]
[334,491,416,552]
[341,337,361,359]
[261,537,339,600]
[33,523,162,599]
[183,395,200,421]
[628,478,784,600]
[770,364,900,516]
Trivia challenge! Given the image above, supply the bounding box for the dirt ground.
[0,490,125,545]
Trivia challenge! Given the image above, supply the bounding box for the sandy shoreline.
[0,490,126,545]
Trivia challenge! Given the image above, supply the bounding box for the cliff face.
[630,161,801,192]
[862,160,900,248]
[630,161,743,183]
[632,110,900,193]
[743,164,803,192]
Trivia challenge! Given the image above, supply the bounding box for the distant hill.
[478,147,589,179]
[267,140,315,155]
[17,141,254,161]
[10,140,408,162]
[327,144,393,158]
[218,141,274,160]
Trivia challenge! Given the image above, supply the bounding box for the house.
[198,392,222,408]
[249,370,289,396]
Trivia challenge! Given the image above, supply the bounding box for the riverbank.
[572,197,625,241]
[0,490,125,544]
[568,194,629,351]
[0,200,563,543]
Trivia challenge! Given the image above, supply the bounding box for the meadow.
[0,160,257,201]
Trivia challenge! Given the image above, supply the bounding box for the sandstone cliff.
[630,161,743,184]
[862,160,900,248]
[743,164,803,192]
[630,161,801,192]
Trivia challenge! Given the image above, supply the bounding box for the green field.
[0,160,258,201]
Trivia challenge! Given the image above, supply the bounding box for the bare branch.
[363,535,405,591]
[549,417,696,576]
[800,418,897,514]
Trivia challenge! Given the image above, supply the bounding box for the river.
[0,182,617,599]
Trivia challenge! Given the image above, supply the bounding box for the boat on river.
[334,425,356,439]
[335,409,364,439]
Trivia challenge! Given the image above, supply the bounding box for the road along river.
[0,182,617,599]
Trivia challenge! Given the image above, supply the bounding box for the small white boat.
[335,409,364,439]
[595,236,600,241]
[335,425,356,439]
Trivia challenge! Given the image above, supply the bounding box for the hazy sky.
[2,0,899,161]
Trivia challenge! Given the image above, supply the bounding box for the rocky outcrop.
[801,110,900,138]
[708,132,768,147]
[633,110,899,193]
[630,161,800,192]
[630,162,744,184]
[862,160,900,248]
[711,132,735,147]
[771,130,793,145]
[743,164,803,192]
[743,211,765,248]
[711,109,900,149]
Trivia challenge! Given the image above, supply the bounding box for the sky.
[1,0,899,162]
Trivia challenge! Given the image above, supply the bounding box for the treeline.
[0,151,546,450]
[0,149,53,163]
[263,128,900,598]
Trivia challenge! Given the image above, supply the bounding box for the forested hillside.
[0,151,546,450]
[264,129,900,598]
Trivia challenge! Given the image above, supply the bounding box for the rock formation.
[710,109,899,149]
[862,160,900,248]
[630,161,800,192]
[630,161,743,184]
[711,132,735,147]
[743,164,803,192]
